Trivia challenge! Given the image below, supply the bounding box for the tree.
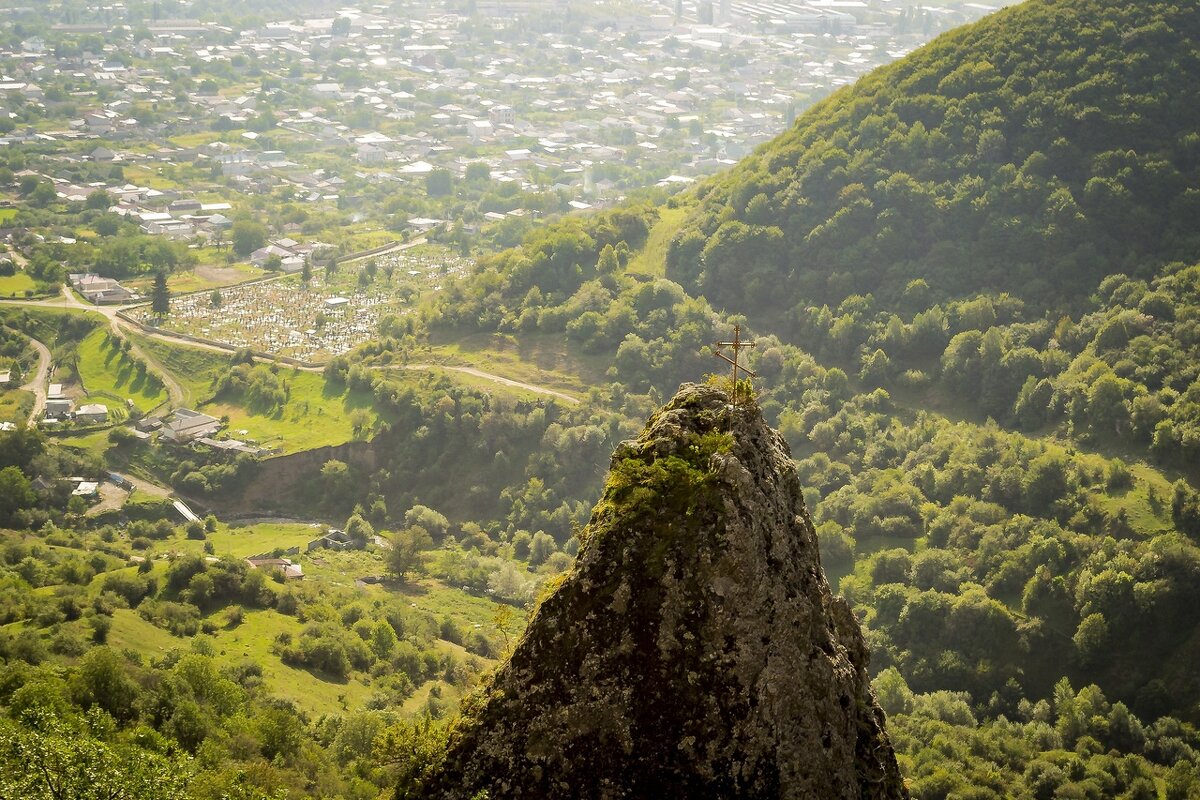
[231,220,267,257]
[370,620,398,660]
[301,259,312,284]
[0,711,192,800]
[344,512,375,543]
[150,271,170,316]
[85,189,111,210]
[465,161,490,182]
[426,169,452,198]
[0,465,34,526]
[387,526,433,581]
[29,182,56,208]
[529,531,557,565]
[404,505,450,539]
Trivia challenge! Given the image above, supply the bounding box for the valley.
[0,0,1197,798]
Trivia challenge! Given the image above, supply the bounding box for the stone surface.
[420,383,907,799]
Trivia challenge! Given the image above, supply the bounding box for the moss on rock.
[414,383,907,799]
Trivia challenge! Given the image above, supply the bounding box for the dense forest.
[665,0,1200,312]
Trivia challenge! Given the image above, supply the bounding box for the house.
[356,143,387,164]
[306,528,362,552]
[279,256,305,273]
[468,119,493,142]
[161,408,221,443]
[74,274,135,304]
[44,398,73,418]
[196,437,267,456]
[250,244,296,266]
[169,199,202,213]
[489,105,516,125]
[75,403,108,424]
[71,480,99,498]
[245,557,304,580]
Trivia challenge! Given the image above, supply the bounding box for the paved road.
[19,336,51,424]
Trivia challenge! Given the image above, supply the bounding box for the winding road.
[1,276,580,413]
[19,336,51,425]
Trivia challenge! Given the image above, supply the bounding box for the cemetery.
[128,246,468,361]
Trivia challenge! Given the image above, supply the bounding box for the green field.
[0,388,31,423]
[203,369,378,453]
[107,605,374,717]
[76,328,169,412]
[206,522,324,558]
[126,261,269,295]
[626,204,688,278]
[0,271,37,297]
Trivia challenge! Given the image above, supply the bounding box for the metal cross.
[713,324,757,404]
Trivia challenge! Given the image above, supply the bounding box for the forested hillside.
[665,0,1200,312]
[421,1,1200,796]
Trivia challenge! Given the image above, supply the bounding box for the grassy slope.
[134,334,376,452]
[426,330,604,394]
[204,369,378,454]
[98,522,509,719]
[625,204,688,279]
[76,327,169,413]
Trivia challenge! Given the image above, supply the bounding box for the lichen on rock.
[415,383,908,799]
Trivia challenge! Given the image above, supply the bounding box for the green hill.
[665,0,1200,312]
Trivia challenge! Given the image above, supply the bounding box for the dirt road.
[401,363,580,404]
[19,336,51,424]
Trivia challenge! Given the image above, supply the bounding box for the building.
[306,528,363,552]
[44,398,72,418]
[75,403,108,424]
[161,408,221,443]
[71,273,135,304]
[245,557,304,580]
[489,105,516,125]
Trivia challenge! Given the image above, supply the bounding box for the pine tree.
[301,259,312,284]
[151,271,170,316]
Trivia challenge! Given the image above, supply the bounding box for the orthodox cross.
[713,324,757,404]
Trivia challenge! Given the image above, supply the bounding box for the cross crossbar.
[713,324,756,404]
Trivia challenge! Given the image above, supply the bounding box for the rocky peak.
[418,383,907,799]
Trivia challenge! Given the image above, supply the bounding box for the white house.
[75,404,109,424]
